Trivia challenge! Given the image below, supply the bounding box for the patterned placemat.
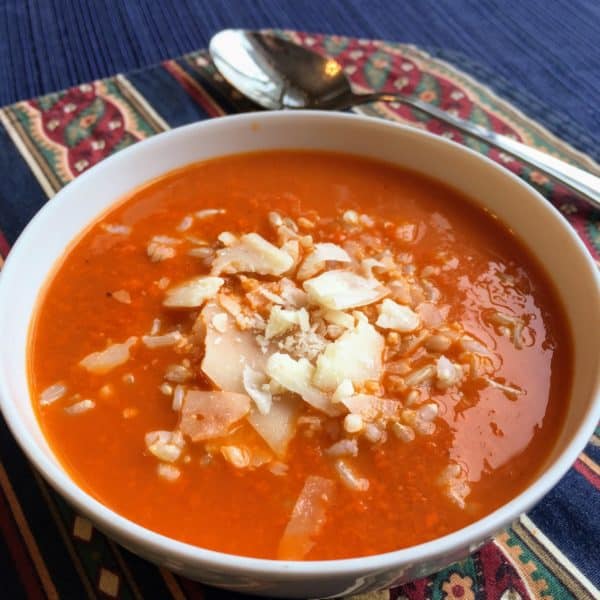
[0,30,598,600]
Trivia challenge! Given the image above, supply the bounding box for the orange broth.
[29,151,572,560]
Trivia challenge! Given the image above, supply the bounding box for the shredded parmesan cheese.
[211,233,294,276]
[111,289,131,304]
[60,206,521,516]
[376,299,420,332]
[313,318,384,391]
[296,243,351,280]
[163,276,224,308]
[332,379,354,403]
[242,365,272,415]
[303,270,388,310]
[211,312,228,333]
[265,306,310,339]
[266,353,340,416]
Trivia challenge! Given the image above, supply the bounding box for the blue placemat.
[0,28,599,599]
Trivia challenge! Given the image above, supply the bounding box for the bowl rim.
[0,110,599,578]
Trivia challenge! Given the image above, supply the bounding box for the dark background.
[1,0,599,145]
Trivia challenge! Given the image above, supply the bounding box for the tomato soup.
[29,151,572,560]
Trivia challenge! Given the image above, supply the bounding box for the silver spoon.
[209,29,600,211]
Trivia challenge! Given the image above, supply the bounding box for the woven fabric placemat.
[0,30,598,600]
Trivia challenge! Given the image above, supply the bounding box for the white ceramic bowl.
[0,112,599,598]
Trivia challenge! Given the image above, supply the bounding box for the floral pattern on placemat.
[0,29,597,600]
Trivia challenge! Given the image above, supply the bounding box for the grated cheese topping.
[71,209,527,513]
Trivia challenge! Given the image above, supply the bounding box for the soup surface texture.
[30,151,571,560]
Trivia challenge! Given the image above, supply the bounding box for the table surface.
[2,0,600,160]
[0,2,599,599]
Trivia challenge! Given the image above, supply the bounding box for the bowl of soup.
[0,111,598,598]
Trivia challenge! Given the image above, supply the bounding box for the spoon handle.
[355,92,600,211]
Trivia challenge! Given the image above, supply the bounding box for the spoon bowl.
[209,29,600,210]
[209,29,354,109]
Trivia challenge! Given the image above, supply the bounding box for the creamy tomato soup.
[29,151,571,560]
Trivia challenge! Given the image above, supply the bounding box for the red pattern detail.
[388,541,537,599]
[0,487,46,599]
[28,84,138,177]
[162,61,223,118]
[292,32,523,145]
[177,575,206,598]
[549,184,600,259]
[390,577,429,599]
[487,148,522,174]
[0,230,10,258]
[291,33,600,265]
[574,459,600,490]
[479,542,532,600]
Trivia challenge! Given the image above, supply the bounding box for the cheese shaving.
[242,365,272,415]
[163,276,224,308]
[297,243,351,280]
[313,319,384,391]
[376,298,421,332]
[211,233,294,276]
[303,270,388,310]
[266,353,340,416]
[265,306,310,339]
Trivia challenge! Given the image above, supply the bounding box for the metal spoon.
[209,29,600,211]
